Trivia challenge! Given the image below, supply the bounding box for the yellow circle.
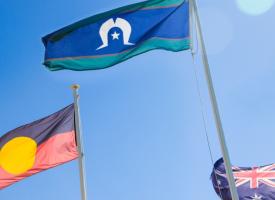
[0,137,37,175]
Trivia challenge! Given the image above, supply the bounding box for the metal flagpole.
[71,84,88,200]
[190,1,239,200]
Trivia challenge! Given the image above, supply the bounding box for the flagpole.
[190,1,239,200]
[71,84,88,200]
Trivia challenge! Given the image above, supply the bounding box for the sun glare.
[236,0,275,15]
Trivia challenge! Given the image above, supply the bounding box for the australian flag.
[211,158,275,200]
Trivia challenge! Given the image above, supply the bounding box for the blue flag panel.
[42,0,190,70]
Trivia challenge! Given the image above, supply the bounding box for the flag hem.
[44,37,190,71]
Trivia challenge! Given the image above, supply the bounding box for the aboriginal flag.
[0,104,78,189]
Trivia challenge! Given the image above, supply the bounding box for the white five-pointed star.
[111,31,120,40]
[251,194,262,200]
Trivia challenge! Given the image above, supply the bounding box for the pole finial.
[71,84,80,90]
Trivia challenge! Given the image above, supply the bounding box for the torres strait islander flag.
[211,158,275,200]
[42,0,190,71]
[0,104,78,189]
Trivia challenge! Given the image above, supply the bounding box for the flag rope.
[191,56,225,200]
[191,0,239,199]
[189,4,226,198]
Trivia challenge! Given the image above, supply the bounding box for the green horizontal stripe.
[46,0,187,42]
[44,38,190,71]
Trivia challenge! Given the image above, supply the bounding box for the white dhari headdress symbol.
[97,18,135,50]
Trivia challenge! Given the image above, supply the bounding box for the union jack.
[233,164,275,189]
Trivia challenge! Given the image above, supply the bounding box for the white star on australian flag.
[251,194,262,200]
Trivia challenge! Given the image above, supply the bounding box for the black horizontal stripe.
[0,104,74,148]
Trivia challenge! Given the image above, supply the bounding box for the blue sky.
[1,0,275,199]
